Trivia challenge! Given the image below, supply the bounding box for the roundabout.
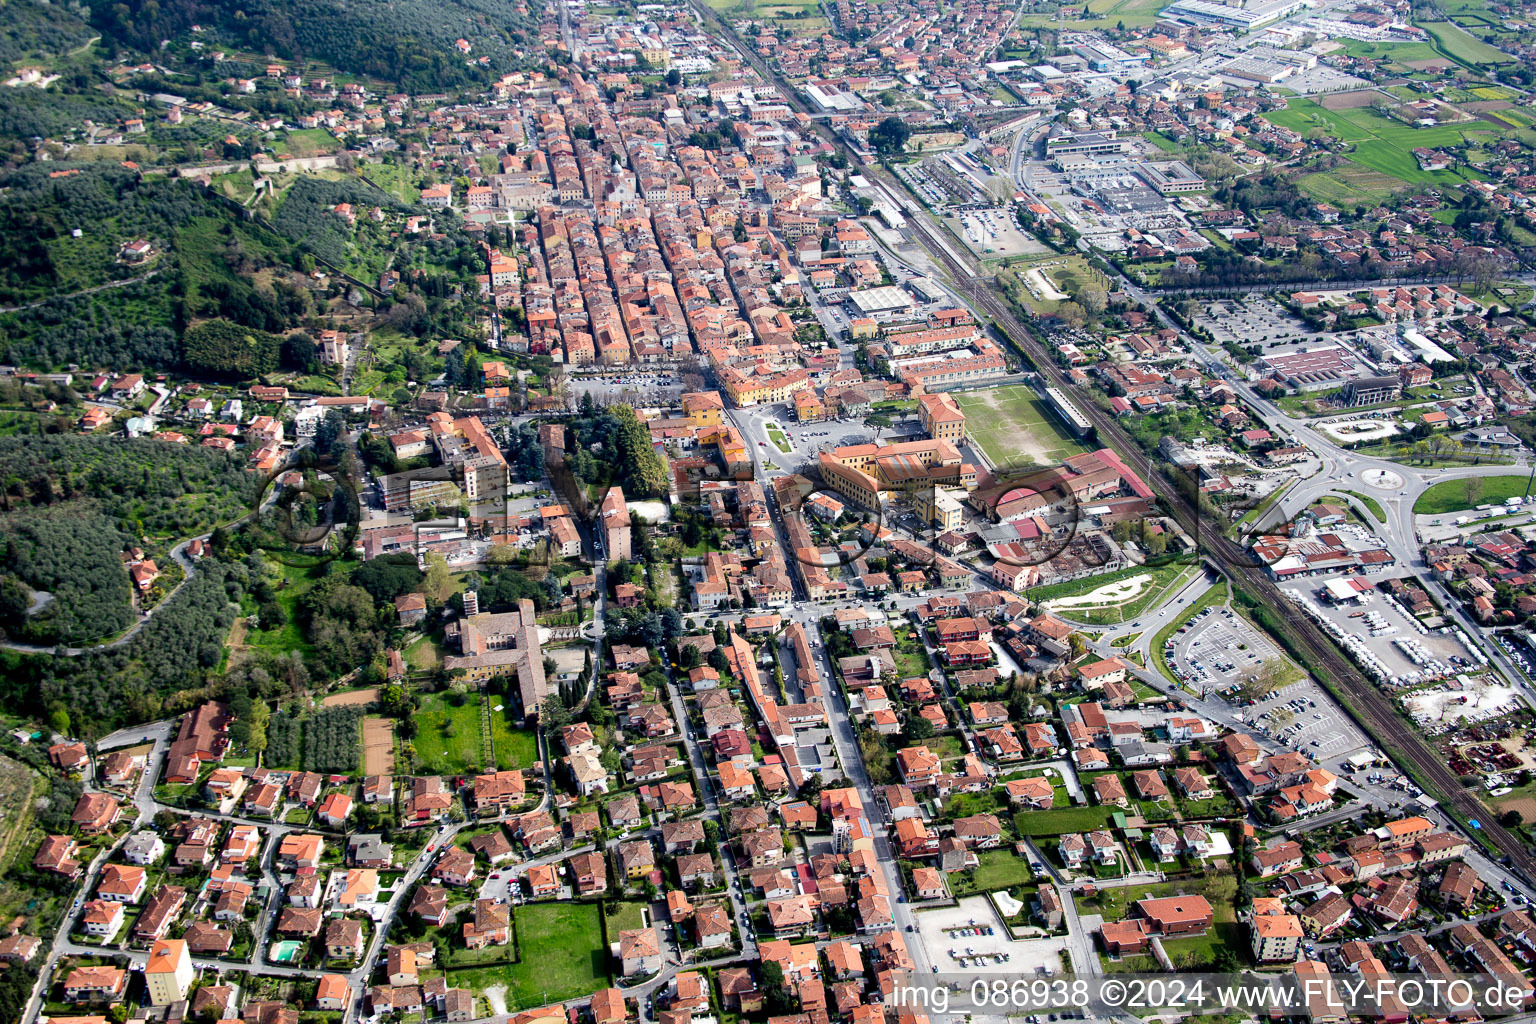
[1360,467,1404,491]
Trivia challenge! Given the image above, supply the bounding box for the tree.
[1501,809,1524,828]
[1464,477,1483,509]
[540,694,572,730]
[868,117,911,156]
[1056,301,1086,328]
[1076,286,1108,316]
[421,553,453,605]
[665,68,682,87]
[1238,659,1297,701]
[313,410,345,455]
[904,715,935,742]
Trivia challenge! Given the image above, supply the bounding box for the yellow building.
[919,392,967,445]
[849,318,879,340]
[145,938,193,1005]
[681,391,724,428]
[720,366,812,407]
[916,488,964,531]
[818,440,977,508]
[794,389,827,423]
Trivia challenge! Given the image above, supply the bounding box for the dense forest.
[0,507,133,644]
[563,400,670,500]
[0,0,96,64]
[182,318,283,378]
[0,163,305,370]
[0,435,257,536]
[0,556,250,732]
[85,0,542,91]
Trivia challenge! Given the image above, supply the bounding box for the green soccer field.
[954,385,1089,469]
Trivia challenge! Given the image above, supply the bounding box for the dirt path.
[362,716,394,774]
[323,686,380,707]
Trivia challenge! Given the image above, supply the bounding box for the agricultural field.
[1019,0,1163,30]
[263,705,364,774]
[1293,164,1414,207]
[1422,20,1515,65]
[1264,99,1495,189]
[954,384,1089,469]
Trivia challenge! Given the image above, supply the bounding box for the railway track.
[687,0,1536,882]
[897,209,1536,883]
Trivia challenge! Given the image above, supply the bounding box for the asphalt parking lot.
[571,373,684,407]
[1167,606,1275,693]
[1169,608,1369,763]
[1248,676,1369,765]
[1197,296,1313,347]
[916,897,1070,976]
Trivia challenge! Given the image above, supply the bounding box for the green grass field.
[1013,805,1115,836]
[1338,38,1443,63]
[1037,564,1194,627]
[954,385,1089,469]
[1265,99,1493,189]
[1413,475,1534,516]
[954,849,1040,894]
[275,128,341,158]
[1422,20,1515,64]
[412,692,487,773]
[447,902,610,1010]
[1334,489,1387,523]
[1019,0,1163,29]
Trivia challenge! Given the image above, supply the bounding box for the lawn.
[491,709,541,772]
[1339,38,1443,63]
[1106,921,1247,971]
[1422,20,1515,64]
[767,424,792,454]
[607,900,649,934]
[1076,875,1238,923]
[953,849,1040,894]
[276,128,341,158]
[1013,805,1114,836]
[954,384,1089,470]
[1031,563,1189,612]
[447,902,610,1010]
[1413,474,1534,516]
[1046,564,1197,627]
[412,692,488,774]
[1264,99,1493,189]
[1334,489,1386,523]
